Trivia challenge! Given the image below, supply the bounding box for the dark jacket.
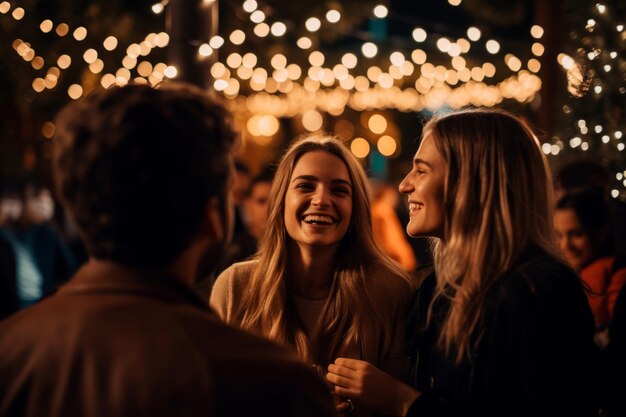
[602,283,626,415]
[0,260,335,417]
[406,250,598,417]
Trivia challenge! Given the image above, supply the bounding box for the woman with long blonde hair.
[211,135,414,415]
[327,109,597,417]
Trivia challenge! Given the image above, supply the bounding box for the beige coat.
[211,259,415,382]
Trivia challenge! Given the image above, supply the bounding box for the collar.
[58,259,211,311]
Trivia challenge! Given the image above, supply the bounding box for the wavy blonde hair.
[233,135,409,366]
[426,108,560,363]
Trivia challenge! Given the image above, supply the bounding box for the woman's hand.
[326,358,421,416]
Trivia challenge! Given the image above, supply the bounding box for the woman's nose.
[311,188,331,206]
[398,175,413,194]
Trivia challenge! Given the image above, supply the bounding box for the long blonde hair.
[234,135,409,366]
[426,108,560,363]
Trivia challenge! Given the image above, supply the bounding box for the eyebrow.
[413,158,433,168]
[292,175,352,187]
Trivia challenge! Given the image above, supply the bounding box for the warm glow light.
[41,122,56,139]
[32,78,45,92]
[368,114,387,134]
[530,25,544,39]
[83,49,98,64]
[227,53,243,68]
[152,3,164,14]
[12,7,24,20]
[272,53,288,69]
[287,63,302,80]
[302,110,323,131]
[230,29,245,45]
[56,23,69,36]
[31,57,44,70]
[342,53,358,69]
[199,44,213,57]
[467,27,481,41]
[73,26,87,41]
[390,51,405,66]
[448,0,462,5]
[247,115,279,137]
[305,17,322,32]
[40,20,53,33]
[486,39,500,54]
[101,74,116,88]
[0,2,10,14]
[214,79,228,91]
[505,54,522,72]
[250,10,265,23]
[164,65,178,78]
[155,32,170,47]
[308,51,324,67]
[412,28,427,42]
[362,42,378,58]
[209,36,224,49]
[271,22,287,36]
[89,59,104,74]
[377,135,397,156]
[242,53,257,68]
[351,138,370,158]
[436,37,451,53]
[68,84,83,100]
[242,0,257,13]
[297,36,312,49]
[326,9,341,23]
[528,59,541,73]
[103,36,118,51]
[373,5,388,18]
[137,61,153,77]
[452,56,466,71]
[254,23,270,37]
[57,54,71,69]
[411,49,427,64]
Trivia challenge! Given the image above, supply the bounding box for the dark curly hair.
[53,82,238,267]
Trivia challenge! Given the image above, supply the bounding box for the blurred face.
[244,181,272,239]
[398,134,447,239]
[554,208,596,271]
[232,168,251,206]
[284,151,353,251]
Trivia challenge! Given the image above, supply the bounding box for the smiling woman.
[210,134,415,416]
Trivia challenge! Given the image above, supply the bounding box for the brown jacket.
[0,260,336,417]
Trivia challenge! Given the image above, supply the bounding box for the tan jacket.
[211,260,415,381]
[0,260,335,417]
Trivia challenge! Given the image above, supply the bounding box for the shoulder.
[210,260,258,319]
[368,262,415,298]
[497,253,588,316]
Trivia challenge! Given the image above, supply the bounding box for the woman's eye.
[295,183,315,190]
[333,188,350,195]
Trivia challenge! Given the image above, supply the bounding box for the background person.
[211,135,414,416]
[0,183,76,318]
[0,83,335,417]
[327,109,597,417]
[554,188,626,346]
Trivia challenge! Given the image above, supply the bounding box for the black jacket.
[407,250,598,417]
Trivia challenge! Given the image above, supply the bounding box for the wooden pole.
[166,0,218,88]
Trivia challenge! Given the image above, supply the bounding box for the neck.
[288,242,338,300]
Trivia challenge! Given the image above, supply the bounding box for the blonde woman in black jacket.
[327,109,598,417]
